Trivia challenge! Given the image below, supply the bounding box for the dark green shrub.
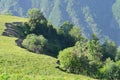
[101,40,117,61]
[115,47,120,61]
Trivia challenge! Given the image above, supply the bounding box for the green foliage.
[24,12,82,55]
[58,38,102,77]
[27,8,45,20]
[58,31,118,79]
[100,58,120,80]
[116,47,120,61]
[22,34,48,53]
[58,21,82,48]
[69,27,82,41]
[58,21,74,47]
[58,47,74,71]
[74,40,102,76]
[22,22,31,35]
[27,9,47,34]
[58,47,89,74]
[25,9,61,55]
[101,40,117,61]
[87,35,102,61]
[26,8,58,39]
[0,73,10,80]
[59,21,73,36]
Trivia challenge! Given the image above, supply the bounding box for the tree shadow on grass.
[15,38,59,58]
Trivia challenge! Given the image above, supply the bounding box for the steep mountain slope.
[0,15,94,80]
[0,0,120,45]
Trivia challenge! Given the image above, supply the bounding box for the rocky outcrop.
[2,22,25,47]
[2,22,23,38]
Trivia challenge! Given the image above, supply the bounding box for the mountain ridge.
[0,0,120,45]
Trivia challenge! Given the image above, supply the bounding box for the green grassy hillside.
[0,15,95,80]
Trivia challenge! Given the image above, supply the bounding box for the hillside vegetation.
[0,15,94,80]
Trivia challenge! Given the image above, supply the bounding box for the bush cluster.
[22,34,47,53]
[58,37,120,79]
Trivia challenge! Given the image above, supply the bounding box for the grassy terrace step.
[0,15,95,80]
